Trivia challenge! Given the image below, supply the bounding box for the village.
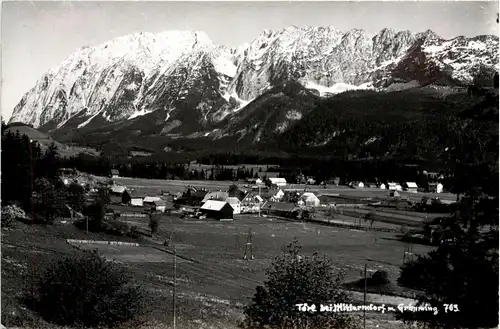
[57,166,452,242]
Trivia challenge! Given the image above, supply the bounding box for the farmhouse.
[200,200,234,221]
[404,182,418,193]
[261,201,297,218]
[241,193,264,213]
[226,197,242,214]
[299,192,321,207]
[267,177,287,188]
[110,169,120,178]
[122,190,145,207]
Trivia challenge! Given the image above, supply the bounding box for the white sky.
[1,0,499,120]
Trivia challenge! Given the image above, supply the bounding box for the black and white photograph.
[1,1,499,329]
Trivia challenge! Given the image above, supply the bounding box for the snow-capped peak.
[9,26,499,137]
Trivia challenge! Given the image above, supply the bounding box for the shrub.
[241,238,358,329]
[1,204,26,227]
[29,250,147,327]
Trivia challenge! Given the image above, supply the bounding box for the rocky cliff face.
[9,26,499,142]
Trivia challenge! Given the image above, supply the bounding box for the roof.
[202,191,229,203]
[268,177,287,184]
[193,190,208,198]
[406,182,418,188]
[111,169,119,174]
[125,190,146,198]
[110,185,126,194]
[201,200,230,211]
[301,193,320,201]
[226,197,241,205]
[153,200,166,206]
[261,201,296,212]
[144,196,162,203]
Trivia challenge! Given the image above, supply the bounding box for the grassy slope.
[1,208,431,329]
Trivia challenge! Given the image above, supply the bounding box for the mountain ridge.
[9,26,499,150]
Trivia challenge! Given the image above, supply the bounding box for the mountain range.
[8,26,499,155]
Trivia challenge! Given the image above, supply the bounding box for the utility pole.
[29,139,36,311]
[258,184,261,217]
[363,264,367,329]
[172,244,176,329]
[243,228,254,260]
[169,215,176,329]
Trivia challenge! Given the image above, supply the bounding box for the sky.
[1,0,499,120]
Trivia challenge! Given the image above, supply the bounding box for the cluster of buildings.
[348,181,443,194]
[58,167,446,225]
[108,184,174,213]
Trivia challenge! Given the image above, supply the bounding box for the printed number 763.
[443,304,460,313]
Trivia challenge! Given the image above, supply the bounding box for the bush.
[29,250,147,327]
[241,238,358,329]
[1,204,27,227]
[370,270,390,285]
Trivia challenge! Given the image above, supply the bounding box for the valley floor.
[1,213,430,329]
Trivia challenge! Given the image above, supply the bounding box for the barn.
[200,200,234,221]
[267,177,287,188]
[261,202,296,218]
[122,190,145,207]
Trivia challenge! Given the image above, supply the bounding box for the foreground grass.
[1,216,421,329]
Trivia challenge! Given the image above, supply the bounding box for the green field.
[3,175,444,329]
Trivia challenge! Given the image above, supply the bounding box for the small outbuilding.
[404,182,418,193]
[200,200,234,221]
[110,169,120,178]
